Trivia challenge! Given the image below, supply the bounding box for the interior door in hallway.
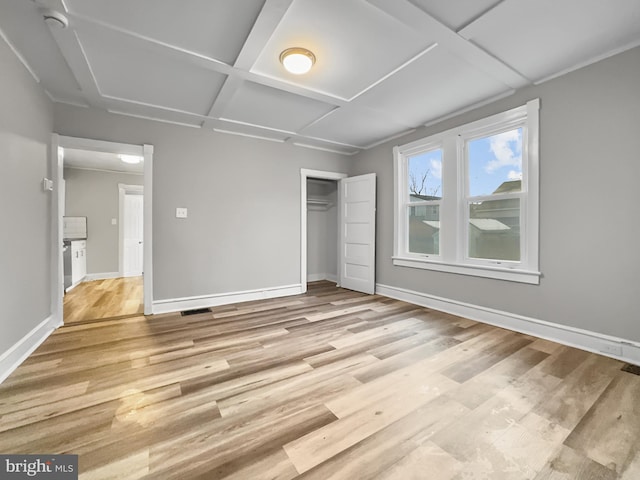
[123,192,143,276]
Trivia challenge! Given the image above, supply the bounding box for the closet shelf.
[307,197,334,210]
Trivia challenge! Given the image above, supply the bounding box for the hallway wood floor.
[1,281,639,479]
[64,276,143,324]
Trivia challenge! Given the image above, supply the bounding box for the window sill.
[392,256,541,285]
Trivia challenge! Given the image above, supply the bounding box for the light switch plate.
[111,218,117,225]
[176,207,188,218]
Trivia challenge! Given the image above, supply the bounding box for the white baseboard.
[376,283,640,366]
[0,315,58,384]
[152,284,304,315]
[307,273,338,283]
[84,272,121,281]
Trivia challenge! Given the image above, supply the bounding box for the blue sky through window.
[467,127,523,197]
[408,149,442,200]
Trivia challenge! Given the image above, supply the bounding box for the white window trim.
[393,99,540,285]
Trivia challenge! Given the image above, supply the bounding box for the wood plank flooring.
[1,281,639,479]
[64,276,143,323]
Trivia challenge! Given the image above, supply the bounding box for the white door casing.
[53,137,154,321]
[123,193,144,276]
[300,169,348,293]
[339,173,376,295]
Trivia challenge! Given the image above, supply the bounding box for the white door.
[339,173,376,294]
[123,193,144,276]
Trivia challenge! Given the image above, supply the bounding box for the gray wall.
[64,167,143,275]
[53,106,351,300]
[350,46,640,342]
[0,37,53,354]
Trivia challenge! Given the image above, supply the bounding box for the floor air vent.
[181,307,212,316]
[621,363,640,375]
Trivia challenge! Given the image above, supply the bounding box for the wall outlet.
[600,343,623,357]
[176,207,188,218]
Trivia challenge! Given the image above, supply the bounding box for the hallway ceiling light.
[119,154,143,164]
[279,47,316,75]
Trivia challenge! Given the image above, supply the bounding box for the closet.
[306,178,338,284]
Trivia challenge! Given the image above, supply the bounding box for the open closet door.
[339,173,376,294]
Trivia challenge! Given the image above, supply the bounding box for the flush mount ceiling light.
[118,154,143,165]
[40,8,69,29]
[279,47,316,75]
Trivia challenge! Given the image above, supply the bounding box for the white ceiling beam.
[65,7,401,142]
[455,0,509,33]
[202,77,245,127]
[288,140,359,156]
[0,26,39,83]
[287,133,363,152]
[203,0,296,127]
[35,0,108,109]
[366,0,531,89]
[69,12,348,109]
[234,0,295,71]
[45,24,108,109]
[102,96,207,126]
[42,1,432,151]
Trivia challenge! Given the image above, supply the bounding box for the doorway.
[300,169,347,293]
[119,184,144,277]
[51,135,153,326]
[306,177,339,285]
[300,168,377,296]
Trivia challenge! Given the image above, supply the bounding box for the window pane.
[468,199,520,261]
[408,204,440,255]
[408,149,442,202]
[468,128,522,197]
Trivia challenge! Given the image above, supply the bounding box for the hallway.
[64,276,143,324]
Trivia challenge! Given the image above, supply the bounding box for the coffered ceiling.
[2,0,639,155]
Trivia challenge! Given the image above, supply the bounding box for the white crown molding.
[363,128,417,150]
[423,89,516,128]
[292,142,357,156]
[107,109,202,129]
[213,128,285,143]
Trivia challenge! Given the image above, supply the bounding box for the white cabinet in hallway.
[70,240,87,287]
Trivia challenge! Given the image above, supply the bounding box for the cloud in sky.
[430,158,442,179]
[484,129,522,173]
[508,170,523,180]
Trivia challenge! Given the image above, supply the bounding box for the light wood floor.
[2,281,639,479]
[64,276,143,324]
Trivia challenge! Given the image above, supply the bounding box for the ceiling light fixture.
[118,154,143,165]
[279,47,316,75]
[40,8,69,29]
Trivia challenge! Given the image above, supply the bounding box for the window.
[406,147,442,256]
[393,99,540,284]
